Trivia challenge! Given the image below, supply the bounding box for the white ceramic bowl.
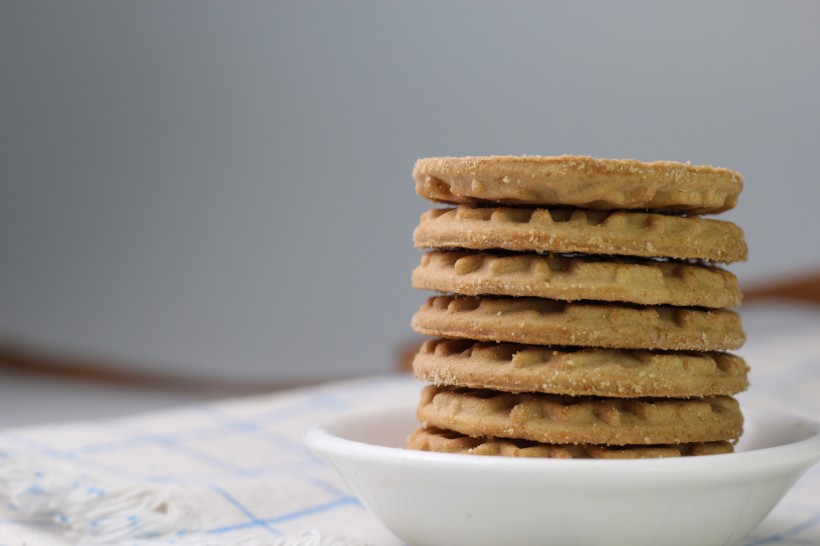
[305,405,820,546]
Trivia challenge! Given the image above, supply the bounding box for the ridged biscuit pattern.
[417,385,744,445]
[412,295,745,351]
[414,156,743,213]
[413,250,741,308]
[407,427,734,458]
[413,339,749,398]
[414,206,748,263]
[407,155,748,455]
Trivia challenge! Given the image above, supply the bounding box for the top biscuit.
[414,156,743,213]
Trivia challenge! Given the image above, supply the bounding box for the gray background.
[1,1,819,381]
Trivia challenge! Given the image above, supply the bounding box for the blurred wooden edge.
[398,338,424,375]
[743,271,820,304]
[0,343,358,397]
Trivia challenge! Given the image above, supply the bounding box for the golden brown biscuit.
[413,250,742,308]
[407,427,734,458]
[414,156,742,213]
[413,338,749,398]
[414,206,748,263]
[416,385,743,445]
[412,295,745,351]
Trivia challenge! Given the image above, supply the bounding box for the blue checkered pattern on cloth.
[0,376,418,545]
[1,327,820,545]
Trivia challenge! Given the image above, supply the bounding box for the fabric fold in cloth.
[0,376,418,545]
[0,450,195,544]
[1,320,819,545]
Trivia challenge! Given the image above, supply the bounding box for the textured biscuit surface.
[412,295,745,351]
[407,427,734,458]
[413,156,743,213]
[414,206,748,263]
[417,385,743,445]
[413,250,741,308]
[413,338,749,398]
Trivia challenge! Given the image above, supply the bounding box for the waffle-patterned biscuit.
[413,251,741,308]
[412,295,745,351]
[414,156,743,213]
[407,427,734,458]
[414,206,748,263]
[417,386,743,445]
[413,339,749,398]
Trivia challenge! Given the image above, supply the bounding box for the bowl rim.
[305,404,820,475]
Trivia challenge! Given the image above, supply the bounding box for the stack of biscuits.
[406,156,749,458]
